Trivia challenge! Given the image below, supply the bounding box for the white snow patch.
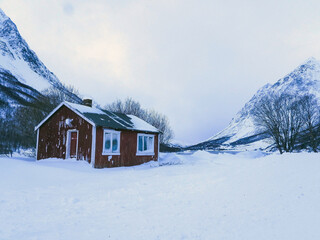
[65,118,73,127]
[66,102,105,115]
[1,152,320,240]
[0,53,51,91]
[127,114,159,132]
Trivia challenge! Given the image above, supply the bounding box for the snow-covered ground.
[1,151,320,240]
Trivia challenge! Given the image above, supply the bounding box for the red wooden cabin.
[35,100,160,168]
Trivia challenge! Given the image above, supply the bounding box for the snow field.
[0,151,320,240]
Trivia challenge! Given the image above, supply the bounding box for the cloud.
[63,3,74,15]
[2,0,320,144]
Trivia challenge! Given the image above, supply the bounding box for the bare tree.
[282,94,306,152]
[41,85,81,110]
[253,93,283,153]
[143,109,174,144]
[104,97,174,144]
[106,98,142,117]
[252,93,307,153]
[300,94,320,152]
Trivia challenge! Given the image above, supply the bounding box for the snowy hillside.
[0,8,80,107]
[1,152,320,239]
[189,57,320,151]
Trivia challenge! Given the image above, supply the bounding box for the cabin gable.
[37,105,93,161]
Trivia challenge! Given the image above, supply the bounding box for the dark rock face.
[0,68,42,106]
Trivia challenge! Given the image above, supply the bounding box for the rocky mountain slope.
[188,57,320,151]
[0,8,80,109]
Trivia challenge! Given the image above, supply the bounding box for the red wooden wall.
[94,127,159,168]
[37,106,93,162]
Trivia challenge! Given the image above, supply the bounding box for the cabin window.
[103,130,120,155]
[137,133,154,155]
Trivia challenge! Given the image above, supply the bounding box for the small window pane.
[112,133,119,152]
[147,136,153,150]
[138,136,143,151]
[144,136,148,151]
[104,133,111,152]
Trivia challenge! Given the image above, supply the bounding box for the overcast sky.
[2,0,320,144]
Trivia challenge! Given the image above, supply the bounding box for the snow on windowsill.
[102,152,120,156]
[136,152,155,156]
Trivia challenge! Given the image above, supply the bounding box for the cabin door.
[67,130,78,159]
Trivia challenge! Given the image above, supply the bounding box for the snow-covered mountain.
[0,8,80,107]
[188,57,320,151]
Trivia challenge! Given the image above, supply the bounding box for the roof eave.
[34,102,96,131]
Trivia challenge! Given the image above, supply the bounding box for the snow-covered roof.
[35,101,160,133]
[67,102,106,115]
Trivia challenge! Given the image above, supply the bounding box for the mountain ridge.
[0,8,81,107]
[188,57,320,151]
[0,8,83,152]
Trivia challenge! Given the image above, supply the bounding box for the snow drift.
[1,152,320,240]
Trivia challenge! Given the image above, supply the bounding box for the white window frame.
[102,129,121,155]
[136,133,155,156]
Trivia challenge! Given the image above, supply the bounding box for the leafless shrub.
[104,98,174,144]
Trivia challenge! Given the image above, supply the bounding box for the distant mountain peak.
[303,56,318,64]
[274,57,320,91]
[296,57,320,72]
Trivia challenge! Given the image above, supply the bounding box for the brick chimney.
[82,98,93,107]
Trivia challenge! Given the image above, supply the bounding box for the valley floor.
[0,151,319,240]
